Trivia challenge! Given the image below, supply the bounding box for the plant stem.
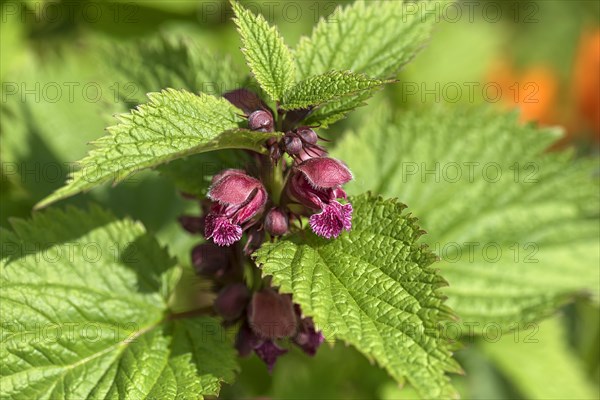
[269,159,284,205]
[276,101,285,132]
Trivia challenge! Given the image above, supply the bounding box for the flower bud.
[269,142,283,163]
[248,110,274,132]
[178,215,204,234]
[283,134,302,155]
[191,243,233,277]
[264,208,289,236]
[210,168,247,185]
[248,289,297,339]
[214,283,250,321]
[296,126,318,145]
[208,170,264,206]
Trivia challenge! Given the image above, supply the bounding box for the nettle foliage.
[333,104,600,330]
[1,1,598,399]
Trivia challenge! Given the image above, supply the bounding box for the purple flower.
[235,322,288,372]
[205,169,267,246]
[254,340,288,372]
[204,215,243,246]
[287,157,353,239]
[294,318,324,356]
[293,305,324,356]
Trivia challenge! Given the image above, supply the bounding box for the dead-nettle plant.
[2,1,598,399]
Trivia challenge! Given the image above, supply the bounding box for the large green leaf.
[295,0,441,79]
[231,1,295,101]
[108,35,243,106]
[0,207,237,399]
[293,0,440,126]
[255,194,461,399]
[36,89,278,208]
[333,104,600,330]
[280,70,387,111]
[480,317,598,399]
[0,48,123,205]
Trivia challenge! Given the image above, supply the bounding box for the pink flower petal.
[208,172,263,206]
[296,157,353,189]
[205,215,243,246]
[309,201,353,239]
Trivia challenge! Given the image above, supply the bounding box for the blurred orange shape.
[571,28,600,140]
[489,60,558,126]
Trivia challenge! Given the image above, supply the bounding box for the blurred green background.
[1,0,599,398]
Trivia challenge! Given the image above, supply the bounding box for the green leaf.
[294,0,442,80]
[0,207,237,399]
[108,35,242,106]
[280,70,387,111]
[302,90,376,128]
[292,0,442,126]
[36,89,278,208]
[480,317,598,399]
[255,193,461,399]
[231,0,295,101]
[333,104,600,330]
[0,48,123,205]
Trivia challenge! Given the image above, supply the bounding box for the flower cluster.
[236,289,323,371]
[195,88,355,246]
[179,88,352,370]
[176,234,324,370]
